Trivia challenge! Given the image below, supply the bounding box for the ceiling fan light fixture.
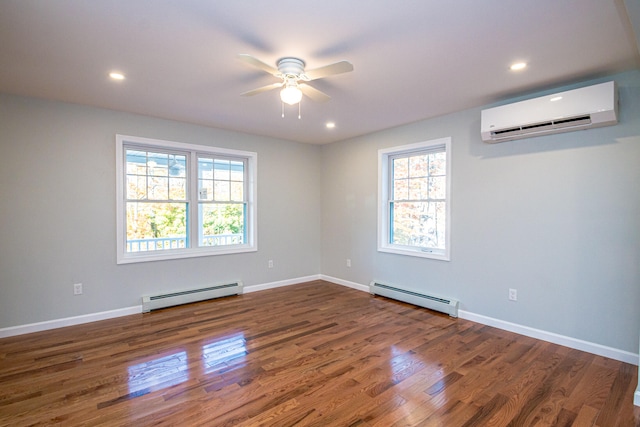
[280,85,302,105]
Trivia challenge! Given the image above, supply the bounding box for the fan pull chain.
[281,101,303,119]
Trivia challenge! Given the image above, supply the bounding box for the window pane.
[391,201,445,250]
[199,203,245,246]
[429,152,446,176]
[148,152,168,177]
[127,175,147,199]
[169,177,186,199]
[198,179,213,201]
[127,149,186,202]
[169,155,186,178]
[214,181,230,201]
[393,157,408,180]
[409,155,428,178]
[408,177,428,200]
[394,179,408,200]
[126,202,187,252]
[214,159,230,180]
[199,158,214,179]
[126,150,147,174]
[148,176,169,200]
[429,176,446,199]
[230,161,244,181]
[230,181,243,202]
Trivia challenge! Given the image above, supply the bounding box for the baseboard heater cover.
[369,281,459,318]
[142,281,243,313]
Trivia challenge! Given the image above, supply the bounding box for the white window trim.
[116,134,257,264]
[377,137,451,261]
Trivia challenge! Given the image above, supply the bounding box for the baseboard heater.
[369,281,459,318]
[142,281,243,313]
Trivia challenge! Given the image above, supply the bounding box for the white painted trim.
[243,275,322,293]
[115,134,258,264]
[0,276,321,339]
[323,277,640,366]
[0,306,141,339]
[635,388,640,407]
[3,276,637,369]
[320,275,370,292]
[457,311,639,365]
[377,137,452,261]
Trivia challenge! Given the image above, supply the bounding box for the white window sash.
[378,137,451,261]
[116,134,257,264]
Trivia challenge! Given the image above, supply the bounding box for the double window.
[378,137,451,260]
[116,135,257,264]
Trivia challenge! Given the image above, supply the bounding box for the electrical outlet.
[508,288,517,301]
[268,260,273,268]
[346,258,351,267]
[73,283,83,295]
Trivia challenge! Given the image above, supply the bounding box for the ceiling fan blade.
[305,60,354,80]
[299,83,331,103]
[240,82,283,97]
[237,54,278,75]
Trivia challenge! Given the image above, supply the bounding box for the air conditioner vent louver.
[481,81,617,143]
[491,115,593,138]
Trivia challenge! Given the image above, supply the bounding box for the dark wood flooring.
[0,281,638,426]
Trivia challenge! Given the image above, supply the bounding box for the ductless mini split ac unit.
[481,81,618,143]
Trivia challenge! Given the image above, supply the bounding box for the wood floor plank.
[0,280,638,426]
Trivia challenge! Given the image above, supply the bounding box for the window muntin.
[378,138,451,260]
[116,135,257,264]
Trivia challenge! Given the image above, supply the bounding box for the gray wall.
[321,70,640,354]
[1,71,638,356]
[0,95,322,327]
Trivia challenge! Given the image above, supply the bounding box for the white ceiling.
[1,0,639,144]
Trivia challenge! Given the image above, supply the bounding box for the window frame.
[377,137,451,261]
[116,134,257,264]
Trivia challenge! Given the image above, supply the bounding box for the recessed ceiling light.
[550,96,563,102]
[326,122,336,129]
[109,72,125,80]
[510,62,527,71]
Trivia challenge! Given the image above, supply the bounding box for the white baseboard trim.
[0,306,142,339]
[320,275,370,292]
[2,276,638,369]
[243,275,322,294]
[321,276,639,366]
[458,310,639,366]
[0,276,322,339]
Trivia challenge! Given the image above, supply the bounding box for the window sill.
[117,245,257,264]
[378,245,450,261]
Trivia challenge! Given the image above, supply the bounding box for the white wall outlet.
[73,283,83,295]
[268,260,273,268]
[346,258,351,267]
[508,288,517,301]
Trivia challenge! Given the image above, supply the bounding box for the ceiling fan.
[237,54,354,106]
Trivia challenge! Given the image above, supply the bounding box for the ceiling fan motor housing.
[277,57,306,78]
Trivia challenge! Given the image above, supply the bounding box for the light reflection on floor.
[202,332,247,374]
[387,344,450,418]
[127,350,189,394]
[127,333,248,394]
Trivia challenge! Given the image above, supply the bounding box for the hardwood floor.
[0,281,638,426]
